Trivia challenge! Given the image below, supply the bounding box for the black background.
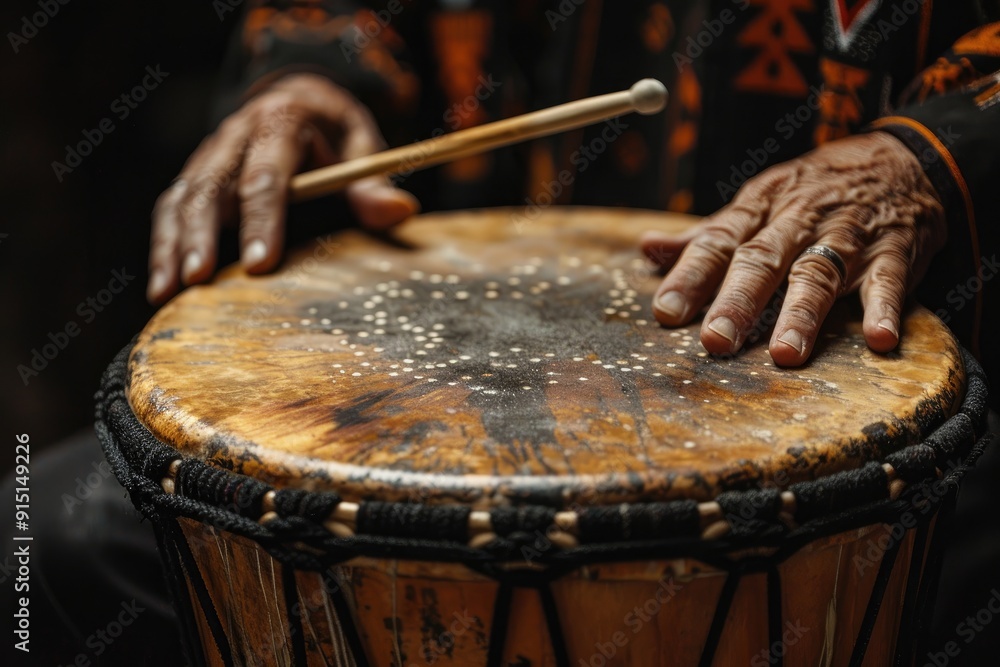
[1,2,236,462]
[2,2,1000,665]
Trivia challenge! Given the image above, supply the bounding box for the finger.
[346,176,421,230]
[640,225,702,271]
[859,232,912,354]
[650,172,789,326]
[237,112,312,273]
[176,122,250,285]
[336,105,420,229]
[700,198,826,355]
[148,179,187,303]
[650,205,765,325]
[768,223,865,365]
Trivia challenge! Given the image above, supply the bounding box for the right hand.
[148,73,420,304]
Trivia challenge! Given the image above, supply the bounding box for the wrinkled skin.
[148,77,946,368]
[641,131,946,366]
[147,74,419,304]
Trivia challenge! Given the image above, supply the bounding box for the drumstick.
[289,78,668,202]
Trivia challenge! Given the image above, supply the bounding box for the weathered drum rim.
[99,341,992,558]
[123,207,969,507]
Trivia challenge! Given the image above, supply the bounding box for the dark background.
[1,3,236,461]
[2,2,1000,665]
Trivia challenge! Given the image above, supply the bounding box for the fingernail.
[182,252,202,282]
[708,317,738,349]
[243,239,267,267]
[877,318,899,339]
[148,270,167,298]
[777,329,806,355]
[656,291,687,319]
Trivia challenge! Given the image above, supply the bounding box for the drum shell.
[176,515,930,666]
[109,208,987,666]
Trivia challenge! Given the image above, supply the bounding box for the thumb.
[345,176,421,230]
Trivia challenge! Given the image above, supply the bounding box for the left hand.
[642,131,947,365]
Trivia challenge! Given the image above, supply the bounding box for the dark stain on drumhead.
[306,270,655,461]
[151,328,178,341]
[332,389,396,428]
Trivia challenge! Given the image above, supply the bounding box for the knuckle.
[866,262,908,297]
[714,285,758,324]
[149,237,177,260]
[731,238,784,274]
[254,97,299,127]
[216,116,244,138]
[152,191,175,218]
[788,259,841,295]
[699,221,744,247]
[182,173,227,216]
[152,179,188,216]
[780,302,822,330]
[685,227,740,267]
[877,231,915,260]
[737,164,789,199]
[238,166,281,198]
[239,204,276,234]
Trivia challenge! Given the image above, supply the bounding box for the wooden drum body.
[98,208,992,667]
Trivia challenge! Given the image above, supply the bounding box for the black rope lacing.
[95,341,994,667]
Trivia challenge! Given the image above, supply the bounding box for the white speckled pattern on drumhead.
[126,208,965,507]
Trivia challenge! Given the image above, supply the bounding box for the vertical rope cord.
[486,581,515,667]
[95,341,994,665]
[848,536,903,667]
[697,569,742,667]
[323,575,371,667]
[538,583,571,667]
[170,518,236,667]
[893,520,931,667]
[766,566,784,667]
[281,564,308,667]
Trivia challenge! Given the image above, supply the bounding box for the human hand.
[642,131,946,365]
[148,74,419,303]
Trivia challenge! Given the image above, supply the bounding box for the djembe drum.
[98,208,991,667]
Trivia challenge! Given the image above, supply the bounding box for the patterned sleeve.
[867,23,1000,368]
[212,0,419,122]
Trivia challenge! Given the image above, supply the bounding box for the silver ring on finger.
[798,245,847,292]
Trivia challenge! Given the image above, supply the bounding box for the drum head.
[127,208,964,506]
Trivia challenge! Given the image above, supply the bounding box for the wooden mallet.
[289,79,668,202]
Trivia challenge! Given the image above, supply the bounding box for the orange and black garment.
[216,0,1000,399]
